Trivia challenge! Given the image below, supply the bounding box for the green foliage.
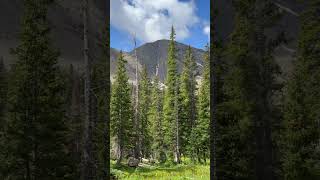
[111,51,134,162]
[2,0,73,178]
[138,66,152,158]
[148,75,165,161]
[179,46,197,156]
[215,1,282,179]
[281,2,320,179]
[110,160,209,180]
[217,12,256,179]
[190,45,210,163]
[92,22,110,178]
[163,26,180,160]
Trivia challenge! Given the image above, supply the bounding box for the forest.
[0,0,319,180]
[0,0,110,179]
[212,0,320,179]
[110,26,210,179]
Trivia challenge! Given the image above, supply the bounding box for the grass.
[110,159,210,180]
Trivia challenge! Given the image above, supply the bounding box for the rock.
[141,158,149,164]
[127,157,139,167]
[159,151,167,163]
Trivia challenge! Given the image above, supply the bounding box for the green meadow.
[110,160,210,180]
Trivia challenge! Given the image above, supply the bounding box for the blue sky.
[110,0,210,52]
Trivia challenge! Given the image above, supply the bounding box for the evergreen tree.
[163,26,181,163]
[91,22,110,178]
[217,1,281,179]
[218,9,257,178]
[148,73,165,162]
[191,45,210,163]
[138,66,152,158]
[4,0,73,178]
[282,1,320,179]
[67,65,83,178]
[180,46,197,156]
[110,51,133,165]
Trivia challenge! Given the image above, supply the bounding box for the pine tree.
[282,1,320,179]
[217,1,282,179]
[4,0,73,178]
[180,46,197,156]
[218,8,257,178]
[138,66,152,158]
[191,45,210,163]
[91,22,110,178]
[110,51,133,165]
[148,71,165,162]
[163,26,181,163]
[68,65,83,178]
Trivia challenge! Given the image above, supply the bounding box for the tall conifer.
[282,1,320,179]
[180,46,197,156]
[163,26,181,163]
[110,51,133,165]
[4,0,73,178]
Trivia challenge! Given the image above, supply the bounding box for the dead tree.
[82,0,94,179]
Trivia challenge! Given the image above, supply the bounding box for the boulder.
[159,151,167,163]
[127,157,139,167]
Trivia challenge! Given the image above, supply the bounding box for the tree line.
[110,26,210,165]
[0,0,109,179]
[212,0,320,179]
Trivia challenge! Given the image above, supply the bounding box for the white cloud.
[203,25,210,40]
[111,0,199,43]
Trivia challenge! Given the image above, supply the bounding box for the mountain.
[0,0,305,80]
[111,40,206,83]
[0,0,107,69]
[215,0,306,78]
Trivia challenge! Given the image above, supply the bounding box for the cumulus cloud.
[203,24,210,40]
[111,0,199,43]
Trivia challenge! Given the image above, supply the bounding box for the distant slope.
[111,40,206,82]
[0,0,106,68]
[215,0,306,78]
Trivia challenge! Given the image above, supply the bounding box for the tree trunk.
[103,25,110,180]
[174,79,181,164]
[133,37,141,160]
[254,1,274,179]
[82,0,93,179]
[211,3,218,178]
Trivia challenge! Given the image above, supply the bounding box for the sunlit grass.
[110,159,210,180]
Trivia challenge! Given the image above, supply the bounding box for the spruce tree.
[180,46,197,156]
[191,45,210,163]
[138,66,152,158]
[282,1,320,179]
[148,73,165,162]
[4,0,73,178]
[163,26,181,163]
[110,51,133,165]
[91,22,110,178]
[217,1,282,179]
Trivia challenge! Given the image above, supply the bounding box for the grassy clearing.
[110,160,210,180]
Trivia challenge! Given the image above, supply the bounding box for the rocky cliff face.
[111,40,206,83]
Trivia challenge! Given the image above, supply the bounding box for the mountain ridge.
[111,39,206,83]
